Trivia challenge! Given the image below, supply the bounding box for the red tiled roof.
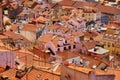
[84,31,97,39]
[32,47,50,61]
[22,69,60,80]
[34,16,48,23]
[0,69,17,80]
[4,31,23,40]
[73,1,120,14]
[0,68,60,80]
[4,31,30,44]
[95,4,120,14]
[48,25,60,30]
[58,0,76,6]
[94,34,104,42]
[22,24,37,32]
[33,4,42,11]
[38,34,53,43]
[71,30,84,37]
[0,67,5,73]
[105,28,116,35]
[7,24,19,32]
[106,23,120,29]
[113,19,120,24]
[46,2,54,8]
[83,40,96,50]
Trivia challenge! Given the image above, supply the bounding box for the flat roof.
[88,47,109,55]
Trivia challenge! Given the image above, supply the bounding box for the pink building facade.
[67,18,86,30]
[0,51,15,68]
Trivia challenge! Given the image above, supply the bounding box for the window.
[57,44,60,47]
[112,43,114,47]
[107,42,111,47]
[65,40,67,44]
[82,14,85,17]
[58,48,60,51]
[73,45,76,49]
[68,46,71,49]
[64,47,66,50]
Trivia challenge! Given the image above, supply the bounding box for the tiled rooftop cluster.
[0,0,120,80]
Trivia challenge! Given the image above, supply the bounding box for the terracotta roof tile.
[71,30,84,37]
[94,34,104,42]
[58,26,70,33]
[0,35,8,39]
[4,31,22,40]
[0,69,17,80]
[106,23,120,29]
[23,0,35,7]
[73,1,120,14]
[38,34,53,43]
[4,31,30,44]
[96,4,120,14]
[105,28,116,35]
[34,16,48,23]
[33,4,42,11]
[84,31,97,39]
[59,0,76,6]
[9,24,19,31]
[46,2,54,8]
[83,40,96,50]
[67,65,115,75]
[0,67,5,73]
[48,25,60,30]
[0,69,60,80]
[61,15,69,21]
[22,24,37,32]
[32,47,50,61]
[22,69,60,80]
